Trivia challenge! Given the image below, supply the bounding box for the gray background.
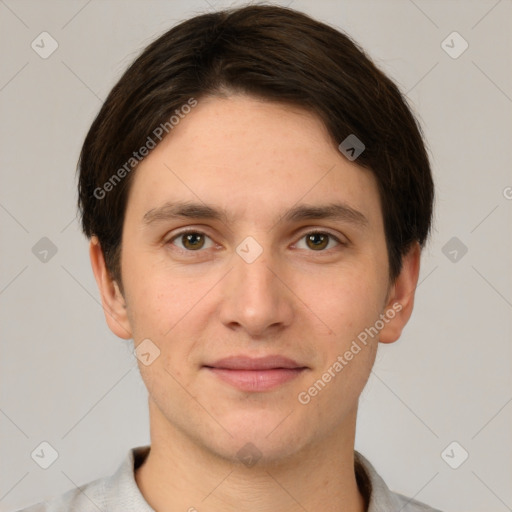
[1,0,511,511]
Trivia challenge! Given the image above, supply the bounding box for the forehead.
[125,95,383,230]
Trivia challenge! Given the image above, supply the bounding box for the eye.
[295,231,343,251]
[166,229,345,253]
[167,230,215,251]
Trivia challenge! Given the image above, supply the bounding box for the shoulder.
[390,490,444,512]
[14,445,152,512]
[13,476,107,512]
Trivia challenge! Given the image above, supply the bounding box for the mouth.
[203,355,308,392]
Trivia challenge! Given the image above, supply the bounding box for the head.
[80,5,433,463]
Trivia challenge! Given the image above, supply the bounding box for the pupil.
[184,233,203,249]
[308,233,327,250]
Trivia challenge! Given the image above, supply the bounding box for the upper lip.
[204,355,306,370]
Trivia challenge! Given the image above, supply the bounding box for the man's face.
[114,95,395,462]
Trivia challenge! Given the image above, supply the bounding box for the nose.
[218,244,294,338]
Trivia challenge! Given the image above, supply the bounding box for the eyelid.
[166,226,348,253]
[165,228,216,252]
[291,228,348,250]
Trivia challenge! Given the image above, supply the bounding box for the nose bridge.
[219,238,293,334]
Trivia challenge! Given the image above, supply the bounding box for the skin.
[90,94,421,512]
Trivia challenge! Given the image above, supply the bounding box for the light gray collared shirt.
[17,445,442,511]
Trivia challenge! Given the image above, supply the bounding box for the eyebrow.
[142,201,369,228]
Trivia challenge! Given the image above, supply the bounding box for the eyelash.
[165,229,347,254]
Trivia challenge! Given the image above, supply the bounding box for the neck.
[135,401,367,512]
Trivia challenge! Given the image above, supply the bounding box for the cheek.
[123,250,191,336]
[123,261,210,374]
[306,264,385,340]
[305,276,381,395]
[127,277,198,397]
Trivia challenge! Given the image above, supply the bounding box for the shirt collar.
[354,450,408,510]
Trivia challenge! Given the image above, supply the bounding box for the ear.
[379,242,421,344]
[89,236,132,340]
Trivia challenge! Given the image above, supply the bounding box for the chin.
[203,418,311,467]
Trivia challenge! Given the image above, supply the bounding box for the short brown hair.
[78,4,434,290]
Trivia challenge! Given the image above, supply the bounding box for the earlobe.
[89,236,132,340]
[378,242,421,344]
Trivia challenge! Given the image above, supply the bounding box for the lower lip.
[205,367,306,392]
